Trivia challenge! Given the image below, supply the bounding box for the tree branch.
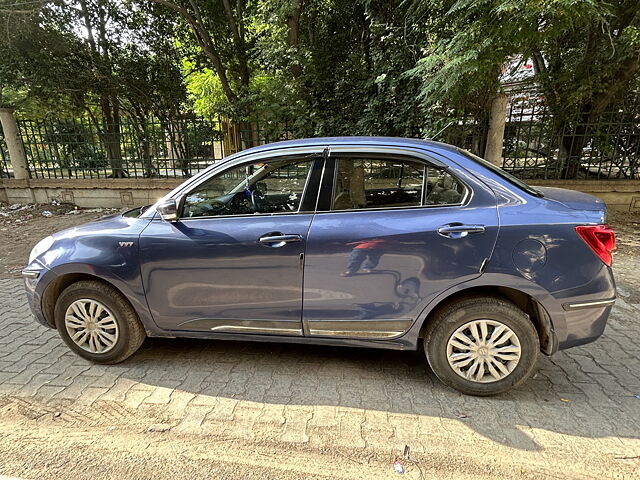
[148,0,239,103]
[531,50,546,75]
[286,0,304,47]
[221,0,241,45]
[78,0,97,54]
[0,8,37,13]
[589,50,640,121]
[220,0,249,86]
[286,0,305,78]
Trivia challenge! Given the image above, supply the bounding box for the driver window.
[182,158,312,218]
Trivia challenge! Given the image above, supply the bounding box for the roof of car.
[233,136,459,157]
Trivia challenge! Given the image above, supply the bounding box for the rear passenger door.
[301,147,499,340]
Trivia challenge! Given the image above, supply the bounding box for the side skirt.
[146,329,416,351]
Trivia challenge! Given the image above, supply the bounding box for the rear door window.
[331,157,466,211]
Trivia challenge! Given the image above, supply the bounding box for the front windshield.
[457,148,544,197]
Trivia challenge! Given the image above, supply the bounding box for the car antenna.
[427,121,454,141]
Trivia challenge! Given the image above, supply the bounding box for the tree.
[407,0,640,176]
[147,0,255,112]
[254,0,431,137]
[1,0,190,175]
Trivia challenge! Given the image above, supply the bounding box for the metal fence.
[3,92,640,180]
[431,113,490,160]
[0,130,10,178]
[17,117,292,179]
[501,90,640,179]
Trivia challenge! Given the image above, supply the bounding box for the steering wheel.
[248,187,266,213]
[187,199,230,217]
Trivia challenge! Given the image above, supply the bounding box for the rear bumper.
[556,302,614,350]
[553,266,616,351]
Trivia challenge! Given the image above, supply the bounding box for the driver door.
[139,154,322,335]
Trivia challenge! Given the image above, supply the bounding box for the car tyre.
[54,280,146,364]
[424,296,539,396]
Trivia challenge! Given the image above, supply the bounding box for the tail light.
[575,225,616,267]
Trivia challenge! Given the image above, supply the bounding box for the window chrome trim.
[312,201,468,215]
[173,147,324,198]
[327,145,447,167]
[143,145,326,219]
[146,143,477,219]
[166,211,312,222]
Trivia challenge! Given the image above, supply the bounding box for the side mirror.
[157,198,178,222]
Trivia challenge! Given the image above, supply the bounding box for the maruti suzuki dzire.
[23,138,616,395]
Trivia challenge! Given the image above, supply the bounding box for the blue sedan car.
[23,137,616,395]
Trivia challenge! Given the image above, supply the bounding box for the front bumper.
[22,262,53,329]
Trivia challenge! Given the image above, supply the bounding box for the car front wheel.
[424,296,539,396]
[54,280,146,364]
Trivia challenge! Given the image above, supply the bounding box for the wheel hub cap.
[446,319,521,384]
[64,299,119,354]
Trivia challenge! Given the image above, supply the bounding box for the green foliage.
[407,0,640,123]
[1,0,638,142]
[0,0,187,119]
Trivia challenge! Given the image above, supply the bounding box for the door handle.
[259,233,302,247]
[437,224,485,239]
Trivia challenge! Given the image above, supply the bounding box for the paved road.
[0,276,639,479]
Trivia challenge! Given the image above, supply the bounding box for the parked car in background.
[23,137,616,395]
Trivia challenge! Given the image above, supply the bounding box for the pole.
[0,108,29,179]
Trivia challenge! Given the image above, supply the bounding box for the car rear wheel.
[424,296,539,396]
[54,280,146,364]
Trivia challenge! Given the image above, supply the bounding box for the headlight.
[29,236,55,264]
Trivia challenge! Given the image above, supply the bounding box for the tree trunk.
[0,107,29,180]
[484,94,508,166]
[286,0,305,78]
[164,116,190,177]
[558,119,589,179]
[238,120,256,150]
[100,95,127,178]
[150,0,241,106]
[135,116,154,178]
[141,132,154,178]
